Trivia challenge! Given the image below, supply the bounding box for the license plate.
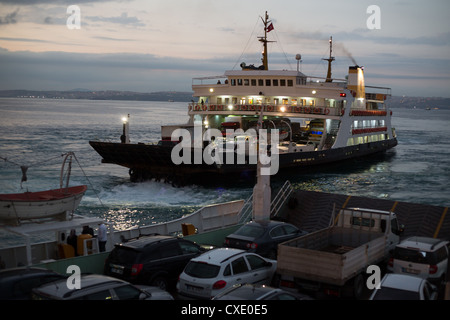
[110,265,124,274]
[186,284,203,293]
[402,267,419,274]
[111,267,123,274]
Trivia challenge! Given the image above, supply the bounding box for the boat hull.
[0,185,87,225]
[89,138,397,185]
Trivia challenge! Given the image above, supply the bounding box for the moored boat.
[89,12,397,185]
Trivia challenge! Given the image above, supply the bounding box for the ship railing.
[188,103,344,117]
[270,180,294,219]
[238,180,294,224]
[238,194,253,224]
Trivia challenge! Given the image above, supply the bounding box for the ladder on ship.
[238,180,294,223]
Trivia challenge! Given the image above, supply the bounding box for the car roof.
[243,220,293,228]
[34,274,129,299]
[0,267,59,279]
[380,274,424,292]
[397,236,448,252]
[192,248,246,264]
[116,235,176,250]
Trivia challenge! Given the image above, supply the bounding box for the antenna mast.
[323,36,335,82]
[258,11,274,70]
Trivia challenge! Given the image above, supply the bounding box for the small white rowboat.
[0,185,87,225]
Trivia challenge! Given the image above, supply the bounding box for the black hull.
[89,138,397,185]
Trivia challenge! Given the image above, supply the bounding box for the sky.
[0,0,449,97]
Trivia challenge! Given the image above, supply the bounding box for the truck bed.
[277,226,387,286]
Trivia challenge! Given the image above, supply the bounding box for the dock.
[284,190,449,240]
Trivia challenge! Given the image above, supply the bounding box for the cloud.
[0,0,126,4]
[0,9,19,25]
[86,12,145,27]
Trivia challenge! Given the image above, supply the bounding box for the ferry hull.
[89,139,397,185]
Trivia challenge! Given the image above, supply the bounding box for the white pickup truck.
[276,207,403,298]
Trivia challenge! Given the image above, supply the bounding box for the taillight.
[246,242,258,249]
[388,257,393,267]
[131,263,143,276]
[213,280,227,290]
[224,239,229,245]
[429,265,438,274]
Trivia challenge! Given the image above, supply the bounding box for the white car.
[177,248,277,299]
[369,273,438,300]
[389,236,449,285]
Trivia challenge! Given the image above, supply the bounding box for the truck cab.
[337,207,403,253]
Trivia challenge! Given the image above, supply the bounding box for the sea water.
[0,98,449,246]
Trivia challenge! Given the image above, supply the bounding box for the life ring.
[194,105,200,111]
[217,105,223,111]
[323,108,330,115]
[267,105,274,112]
[209,105,216,111]
[249,105,255,111]
[202,105,207,111]
[241,105,247,111]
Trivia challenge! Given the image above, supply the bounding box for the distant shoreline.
[0,90,449,109]
[0,90,194,103]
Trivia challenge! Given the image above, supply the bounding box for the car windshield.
[372,288,420,300]
[234,225,265,238]
[184,262,220,278]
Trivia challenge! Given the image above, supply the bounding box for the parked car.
[224,220,307,259]
[389,236,449,285]
[0,267,66,300]
[32,274,173,300]
[177,248,277,299]
[104,235,205,291]
[369,273,438,300]
[212,283,313,300]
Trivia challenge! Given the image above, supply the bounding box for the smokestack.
[347,66,365,102]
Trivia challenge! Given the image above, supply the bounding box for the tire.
[151,276,168,291]
[352,274,365,300]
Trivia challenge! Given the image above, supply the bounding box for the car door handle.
[253,273,258,277]
[236,278,242,282]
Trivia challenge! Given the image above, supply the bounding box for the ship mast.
[258,11,274,71]
[323,36,335,82]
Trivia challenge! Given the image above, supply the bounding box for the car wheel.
[151,276,168,291]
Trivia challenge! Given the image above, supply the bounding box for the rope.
[232,16,261,70]
[71,153,106,209]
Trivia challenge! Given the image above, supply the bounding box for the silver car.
[32,274,173,300]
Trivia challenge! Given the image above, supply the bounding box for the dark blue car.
[224,220,307,259]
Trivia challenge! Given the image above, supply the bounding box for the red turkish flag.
[267,23,274,32]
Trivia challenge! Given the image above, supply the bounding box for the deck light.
[228,105,233,110]
[312,90,317,94]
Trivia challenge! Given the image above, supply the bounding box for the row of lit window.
[230,78,302,87]
[347,134,387,146]
[217,97,316,106]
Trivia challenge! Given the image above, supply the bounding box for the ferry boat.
[89,12,397,185]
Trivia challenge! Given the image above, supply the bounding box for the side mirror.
[139,292,149,300]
